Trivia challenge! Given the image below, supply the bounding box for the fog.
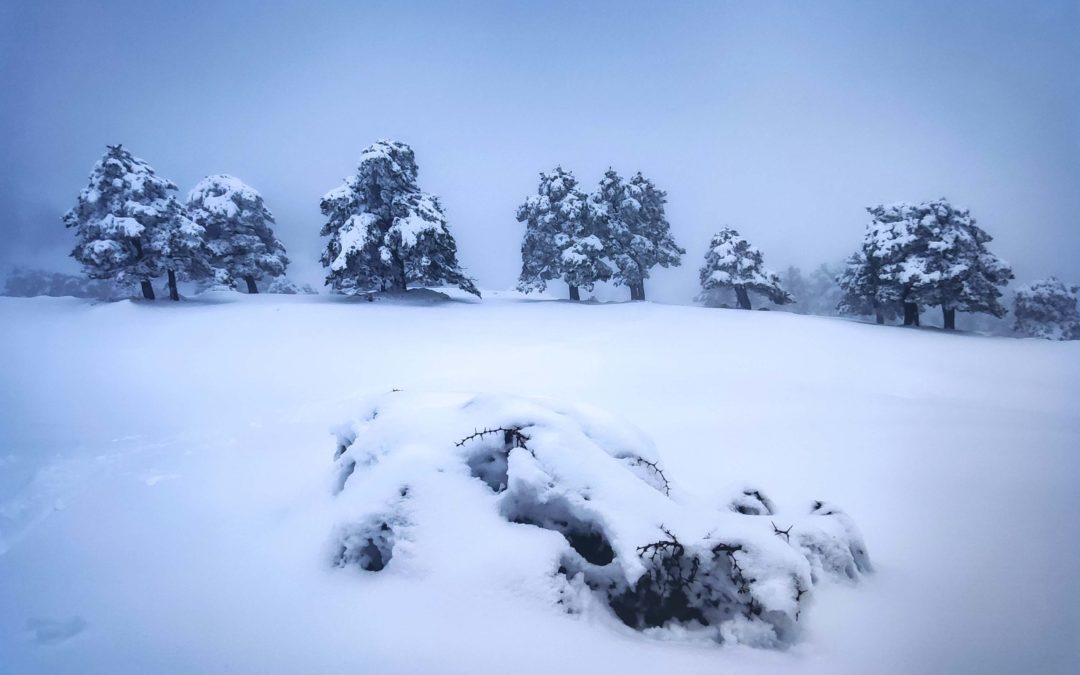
[1,0,1077,300]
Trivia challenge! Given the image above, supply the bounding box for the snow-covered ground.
[1,291,1077,674]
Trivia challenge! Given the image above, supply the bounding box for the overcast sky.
[1,0,1077,299]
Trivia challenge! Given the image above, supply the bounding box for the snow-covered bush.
[1013,277,1080,340]
[186,174,289,293]
[329,391,871,648]
[320,140,479,297]
[699,227,792,310]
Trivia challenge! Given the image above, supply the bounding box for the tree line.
[59,141,1078,339]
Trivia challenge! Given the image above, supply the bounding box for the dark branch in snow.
[794,580,808,621]
[630,457,671,495]
[772,521,792,542]
[455,426,531,450]
[636,526,683,560]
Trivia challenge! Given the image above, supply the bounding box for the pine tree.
[836,251,899,324]
[698,227,792,310]
[860,203,934,325]
[320,140,478,296]
[64,144,207,300]
[1013,277,1080,340]
[591,170,684,301]
[186,175,289,293]
[860,199,1012,329]
[911,200,1012,329]
[517,167,610,301]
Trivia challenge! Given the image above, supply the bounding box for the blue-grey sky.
[1,0,1077,299]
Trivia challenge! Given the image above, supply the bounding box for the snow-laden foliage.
[329,391,871,648]
[590,170,684,300]
[836,251,900,323]
[186,175,289,293]
[64,145,209,298]
[1012,277,1080,340]
[320,140,478,296]
[699,227,792,310]
[855,199,1012,326]
[2,267,119,300]
[517,167,611,299]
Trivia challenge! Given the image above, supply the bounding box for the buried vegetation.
[328,391,871,647]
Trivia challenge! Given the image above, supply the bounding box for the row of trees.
[62,144,1077,339]
[65,145,289,300]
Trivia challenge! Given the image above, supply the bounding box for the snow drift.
[329,391,871,647]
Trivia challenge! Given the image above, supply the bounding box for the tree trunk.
[875,310,885,325]
[943,307,956,330]
[903,302,919,326]
[636,282,646,301]
[244,275,258,294]
[167,270,180,301]
[568,285,580,302]
[140,279,155,300]
[735,287,752,310]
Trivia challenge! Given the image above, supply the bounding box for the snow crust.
[0,294,1077,674]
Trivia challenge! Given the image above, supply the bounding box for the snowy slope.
[0,292,1078,674]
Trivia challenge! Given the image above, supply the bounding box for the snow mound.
[329,391,871,647]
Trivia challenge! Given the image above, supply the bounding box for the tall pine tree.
[859,199,1012,328]
[698,227,792,310]
[64,144,207,300]
[912,200,1012,329]
[186,175,289,293]
[591,170,684,301]
[517,167,610,301]
[320,140,478,296]
[836,250,899,324]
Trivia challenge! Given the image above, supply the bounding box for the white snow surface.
[1,292,1078,673]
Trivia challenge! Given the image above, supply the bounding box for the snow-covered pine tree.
[836,250,899,324]
[517,167,609,301]
[591,170,684,301]
[1012,277,1080,340]
[319,140,479,297]
[64,144,208,300]
[698,227,792,310]
[186,175,289,293]
[910,200,1013,329]
[859,203,936,326]
[860,199,1013,329]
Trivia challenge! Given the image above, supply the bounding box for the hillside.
[1,293,1077,674]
